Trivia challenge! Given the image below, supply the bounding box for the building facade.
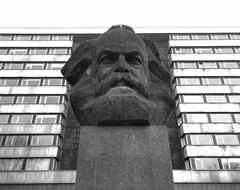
[0,27,240,189]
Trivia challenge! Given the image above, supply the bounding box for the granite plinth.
[76,125,174,190]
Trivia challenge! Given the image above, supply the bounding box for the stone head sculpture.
[61,25,175,126]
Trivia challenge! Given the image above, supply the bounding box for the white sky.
[1,0,240,28]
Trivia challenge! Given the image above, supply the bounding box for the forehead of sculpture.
[95,28,146,56]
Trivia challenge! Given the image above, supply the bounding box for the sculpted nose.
[114,55,129,73]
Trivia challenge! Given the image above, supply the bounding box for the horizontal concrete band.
[0,70,62,78]
[173,69,240,77]
[177,103,240,114]
[169,40,240,47]
[0,27,240,34]
[171,54,240,61]
[0,146,59,158]
[175,85,240,94]
[180,123,240,135]
[0,124,62,135]
[184,145,240,157]
[0,170,240,184]
[0,86,67,95]
[0,104,66,114]
[0,55,70,62]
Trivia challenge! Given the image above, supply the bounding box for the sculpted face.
[94,29,149,98]
[61,25,175,125]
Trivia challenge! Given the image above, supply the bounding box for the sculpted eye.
[99,54,117,65]
[126,56,142,66]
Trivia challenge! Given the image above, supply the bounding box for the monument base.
[76,125,174,190]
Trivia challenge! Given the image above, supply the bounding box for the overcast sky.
[1,0,240,28]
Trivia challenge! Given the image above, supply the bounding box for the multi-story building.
[0,27,240,189]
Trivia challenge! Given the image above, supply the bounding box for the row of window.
[0,135,61,146]
[176,77,240,85]
[0,158,57,171]
[0,95,66,104]
[170,34,240,40]
[173,61,240,69]
[179,95,240,103]
[0,62,64,70]
[0,48,71,55]
[181,113,240,124]
[0,78,66,86]
[188,157,240,170]
[0,114,62,124]
[182,134,240,146]
[0,34,72,41]
[172,47,240,54]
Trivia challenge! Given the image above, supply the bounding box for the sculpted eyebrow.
[125,51,143,60]
[98,50,118,60]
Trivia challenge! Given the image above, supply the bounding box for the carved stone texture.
[61,25,175,126]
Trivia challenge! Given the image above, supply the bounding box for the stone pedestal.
[75,125,174,190]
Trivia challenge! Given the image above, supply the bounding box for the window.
[0,115,9,124]
[52,35,70,41]
[199,62,218,69]
[0,79,19,86]
[0,96,14,104]
[4,63,24,70]
[0,35,12,41]
[222,158,240,170]
[210,114,232,123]
[234,48,240,53]
[174,48,193,54]
[191,34,209,40]
[202,78,222,85]
[49,48,68,54]
[215,48,234,54]
[33,35,51,41]
[224,78,240,85]
[35,114,58,124]
[9,48,28,55]
[230,34,240,40]
[13,35,31,41]
[39,96,60,104]
[184,114,208,123]
[43,78,62,86]
[234,114,240,122]
[46,63,64,70]
[29,48,48,55]
[210,34,229,40]
[31,135,54,146]
[0,49,8,54]
[16,96,37,104]
[180,78,200,85]
[4,136,28,146]
[182,95,204,103]
[11,114,33,124]
[21,79,41,86]
[229,95,240,103]
[219,62,239,68]
[205,95,227,103]
[215,135,239,145]
[25,159,51,170]
[0,159,23,170]
[193,158,219,170]
[190,135,214,145]
[25,63,45,70]
[195,48,213,54]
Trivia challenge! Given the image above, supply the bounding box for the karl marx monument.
[62,25,174,190]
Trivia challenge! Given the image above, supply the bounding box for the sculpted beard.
[95,72,149,98]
